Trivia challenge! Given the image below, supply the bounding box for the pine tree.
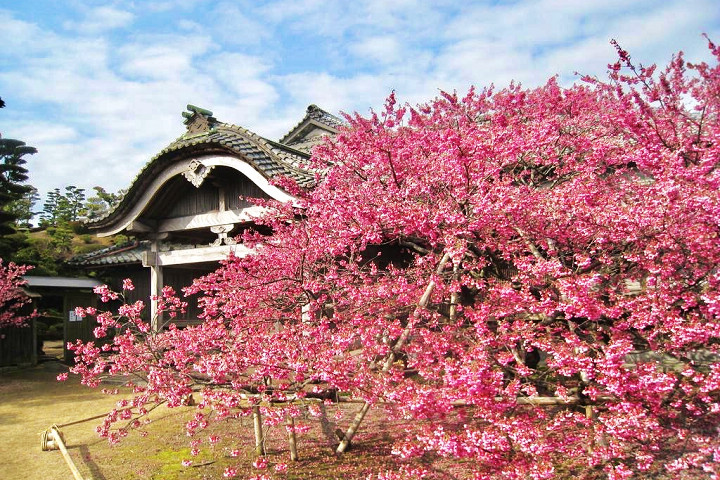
[5,186,39,228]
[0,137,36,235]
[40,188,61,227]
[0,97,36,260]
[84,186,124,220]
[62,185,86,222]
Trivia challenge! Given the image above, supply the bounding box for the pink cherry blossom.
[67,40,720,479]
[222,466,237,477]
[0,260,34,328]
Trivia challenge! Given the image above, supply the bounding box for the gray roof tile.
[68,241,147,266]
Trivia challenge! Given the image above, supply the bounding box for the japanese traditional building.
[70,104,342,332]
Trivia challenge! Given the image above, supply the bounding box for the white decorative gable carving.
[183,159,215,187]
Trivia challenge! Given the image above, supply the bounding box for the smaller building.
[23,276,101,364]
[0,288,39,367]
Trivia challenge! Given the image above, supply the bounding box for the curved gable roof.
[89,106,320,233]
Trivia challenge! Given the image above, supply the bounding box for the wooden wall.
[143,167,272,221]
[63,290,99,364]
[0,319,36,367]
[167,182,219,218]
[225,173,270,210]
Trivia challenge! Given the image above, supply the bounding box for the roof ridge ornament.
[182,104,217,135]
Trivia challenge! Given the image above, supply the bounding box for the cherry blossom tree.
[70,39,720,479]
[0,259,33,328]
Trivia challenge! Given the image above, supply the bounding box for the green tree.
[62,185,85,222]
[0,139,36,234]
[84,186,124,220]
[40,188,61,227]
[5,186,39,228]
[0,97,36,259]
[41,185,88,226]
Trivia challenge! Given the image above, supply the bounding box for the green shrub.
[46,323,64,340]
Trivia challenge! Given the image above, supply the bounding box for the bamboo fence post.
[287,416,299,461]
[336,253,452,455]
[252,405,265,456]
[584,403,608,449]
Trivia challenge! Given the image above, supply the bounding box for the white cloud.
[279,72,389,116]
[116,34,214,80]
[350,35,402,65]
[144,0,209,13]
[203,53,278,118]
[208,2,272,46]
[427,0,720,91]
[258,0,340,30]
[177,19,203,32]
[63,6,134,35]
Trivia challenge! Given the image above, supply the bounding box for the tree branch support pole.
[45,426,86,480]
[287,416,298,461]
[449,262,460,322]
[252,405,265,456]
[336,252,452,455]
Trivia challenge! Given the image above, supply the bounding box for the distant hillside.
[13,222,127,276]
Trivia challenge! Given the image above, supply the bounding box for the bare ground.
[0,358,126,480]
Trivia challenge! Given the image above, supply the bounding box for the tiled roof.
[279,104,344,146]
[23,276,102,288]
[306,104,344,130]
[68,241,147,266]
[156,124,314,186]
[69,240,242,267]
[87,107,319,230]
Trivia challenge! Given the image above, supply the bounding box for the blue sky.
[0,0,718,203]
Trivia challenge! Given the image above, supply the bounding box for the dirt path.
[0,361,124,480]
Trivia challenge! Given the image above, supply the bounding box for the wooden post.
[149,263,163,331]
[287,416,298,461]
[252,405,265,456]
[449,262,460,322]
[31,316,38,366]
[585,404,608,448]
[336,401,370,454]
[142,235,168,332]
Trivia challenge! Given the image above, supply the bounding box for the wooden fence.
[0,318,37,367]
